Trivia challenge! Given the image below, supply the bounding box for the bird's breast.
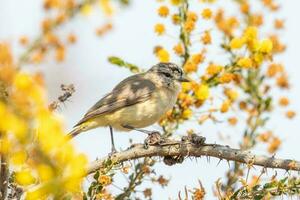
[108,87,180,130]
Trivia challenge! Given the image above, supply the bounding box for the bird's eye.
[162,72,172,78]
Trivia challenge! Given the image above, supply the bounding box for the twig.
[87,140,300,175]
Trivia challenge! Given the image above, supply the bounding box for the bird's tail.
[67,126,82,138]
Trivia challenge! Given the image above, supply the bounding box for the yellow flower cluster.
[0,43,87,199]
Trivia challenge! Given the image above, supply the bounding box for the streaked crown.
[148,62,189,82]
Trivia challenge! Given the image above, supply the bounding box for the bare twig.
[87,139,300,175]
[48,84,75,110]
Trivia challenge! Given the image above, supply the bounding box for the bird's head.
[147,62,190,85]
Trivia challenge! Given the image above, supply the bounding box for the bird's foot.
[108,148,117,157]
[144,131,164,149]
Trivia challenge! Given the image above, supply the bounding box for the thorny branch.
[87,134,300,175]
[0,133,9,200]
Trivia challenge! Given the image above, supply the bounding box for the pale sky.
[1,0,300,199]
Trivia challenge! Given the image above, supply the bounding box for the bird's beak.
[178,75,190,82]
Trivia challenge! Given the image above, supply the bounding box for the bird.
[68,62,189,153]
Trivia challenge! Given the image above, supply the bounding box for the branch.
[0,150,9,200]
[87,136,300,175]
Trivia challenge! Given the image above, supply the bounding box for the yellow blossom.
[80,4,92,16]
[170,0,182,6]
[228,117,238,126]
[10,151,27,165]
[173,43,184,55]
[224,89,239,101]
[206,64,223,75]
[37,164,55,181]
[201,8,212,19]
[172,14,181,25]
[220,100,231,113]
[184,21,195,33]
[286,110,296,119]
[157,49,170,62]
[268,137,281,154]
[191,53,205,65]
[154,23,166,35]
[243,26,258,41]
[237,57,252,68]
[98,175,112,186]
[181,82,192,92]
[15,170,36,186]
[184,62,198,73]
[258,39,273,53]
[278,97,289,106]
[219,73,234,84]
[98,0,114,16]
[195,84,210,100]
[158,5,169,17]
[230,37,245,49]
[182,108,192,119]
[201,31,211,45]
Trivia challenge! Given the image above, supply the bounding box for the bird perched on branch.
[68,62,189,153]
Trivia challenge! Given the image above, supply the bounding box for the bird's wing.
[74,74,156,127]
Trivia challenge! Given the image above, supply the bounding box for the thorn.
[227,160,230,168]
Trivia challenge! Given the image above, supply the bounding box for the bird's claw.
[108,148,117,157]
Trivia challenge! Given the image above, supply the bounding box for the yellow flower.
[14,72,33,91]
[98,175,112,186]
[170,0,182,6]
[191,53,204,65]
[258,39,273,53]
[187,12,198,22]
[37,164,54,181]
[10,151,27,165]
[219,73,234,84]
[173,43,184,55]
[182,108,192,119]
[184,62,197,73]
[243,26,258,41]
[228,117,238,126]
[98,0,114,16]
[230,37,245,49]
[157,49,170,62]
[278,97,289,107]
[286,110,296,119]
[201,30,211,45]
[206,64,223,75]
[172,14,181,25]
[184,21,195,33]
[80,4,92,16]
[220,100,231,113]
[158,6,169,17]
[15,170,36,186]
[268,137,281,154]
[154,23,166,35]
[201,8,212,19]
[195,84,210,100]
[237,57,252,68]
[224,89,239,101]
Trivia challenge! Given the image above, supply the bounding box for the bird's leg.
[122,125,163,147]
[109,126,117,154]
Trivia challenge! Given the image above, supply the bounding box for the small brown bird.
[68,62,189,153]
